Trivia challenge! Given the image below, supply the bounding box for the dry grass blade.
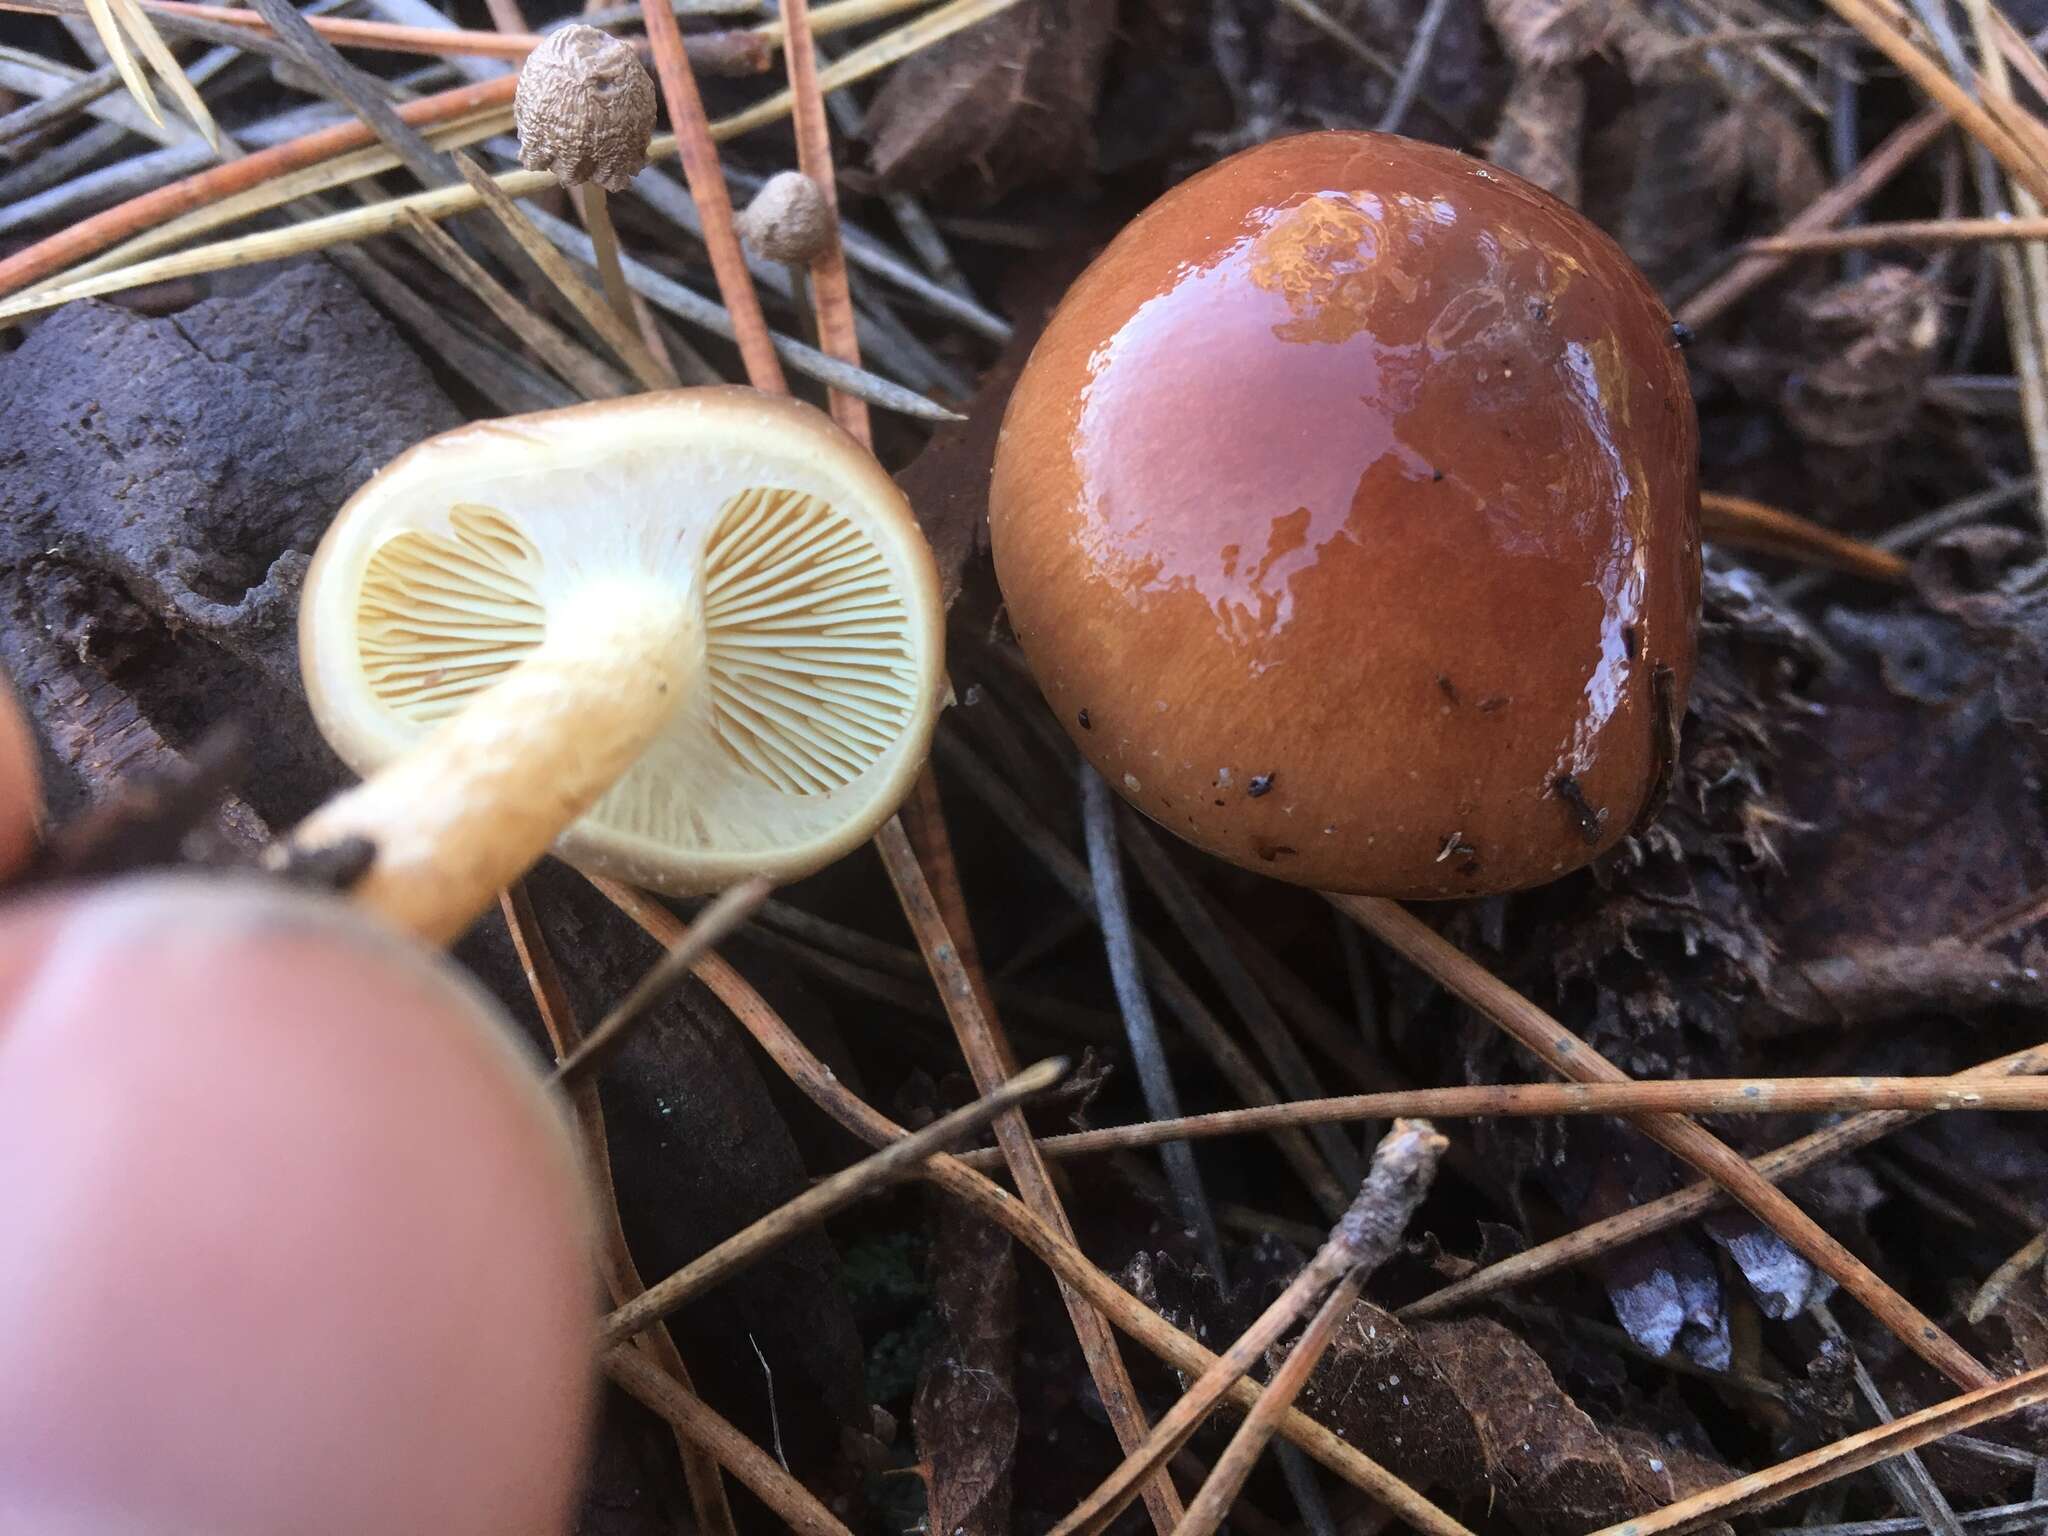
[0,0,1017,309]
[600,1056,1067,1345]
[1701,492,1911,580]
[1403,1038,2048,1318]
[950,1074,2048,1171]
[603,1347,856,1536]
[0,74,513,298]
[104,0,217,146]
[396,205,630,399]
[497,884,739,1536]
[1587,1362,2048,1536]
[450,150,676,391]
[1815,0,2048,204]
[551,875,771,1085]
[1052,1121,1447,1536]
[585,876,1475,1535]
[1335,895,1998,1390]
[79,0,161,130]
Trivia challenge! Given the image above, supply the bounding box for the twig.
[1079,766,1229,1283]
[1586,1362,2048,1536]
[497,884,739,1536]
[1334,895,1999,1390]
[1752,213,2048,250]
[938,730,1351,1216]
[1778,476,2039,602]
[639,0,782,391]
[1701,491,1911,581]
[1174,1273,1360,1536]
[550,876,771,1086]
[951,1073,2048,1170]
[872,817,1186,1534]
[1373,0,1454,134]
[776,0,866,436]
[600,1056,1067,1344]
[1679,105,1950,329]
[588,875,1474,1534]
[603,1348,856,1536]
[1053,1122,1447,1536]
[1809,1299,1967,1536]
[1968,1229,2048,1323]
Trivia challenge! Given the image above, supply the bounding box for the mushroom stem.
[576,183,638,337]
[289,581,697,944]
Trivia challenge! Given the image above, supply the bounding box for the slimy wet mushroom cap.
[990,131,1701,897]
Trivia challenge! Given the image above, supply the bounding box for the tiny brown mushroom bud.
[736,171,834,265]
[515,24,656,194]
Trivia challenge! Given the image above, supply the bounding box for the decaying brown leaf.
[861,0,1116,205]
[1487,65,1585,204]
[912,1196,1018,1536]
[1483,0,1618,69]
[1295,1302,1732,1532]
[1783,266,1945,449]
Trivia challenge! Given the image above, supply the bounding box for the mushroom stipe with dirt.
[286,387,945,944]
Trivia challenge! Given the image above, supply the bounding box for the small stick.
[1052,1121,1447,1536]
[1700,491,1911,582]
[950,1074,2048,1171]
[1404,1038,2048,1319]
[871,817,1187,1534]
[1751,213,2048,252]
[1586,1361,2048,1536]
[638,0,784,391]
[1680,105,1950,330]
[603,1348,855,1536]
[1174,1272,1362,1536]
[600,1056,1068,1344]
[774,0,867,436]
[1335,894,2000,1391]
[551,876,771,1086]
[1079,766,1228,1281]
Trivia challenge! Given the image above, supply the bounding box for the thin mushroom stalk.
[515,23,656,339]
[287,388,945,946]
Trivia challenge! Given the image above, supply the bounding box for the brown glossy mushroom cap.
[990,131,1700,897]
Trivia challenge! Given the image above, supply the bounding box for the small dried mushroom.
[289,388,945,943]
[514,24,656,194]
[737,171,834,266]
[990,131,1702,897]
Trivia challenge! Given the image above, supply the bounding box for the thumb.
[0,876,596,1535]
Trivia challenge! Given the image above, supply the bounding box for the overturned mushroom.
[290,387,945,942]
[991,131,1701,897]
